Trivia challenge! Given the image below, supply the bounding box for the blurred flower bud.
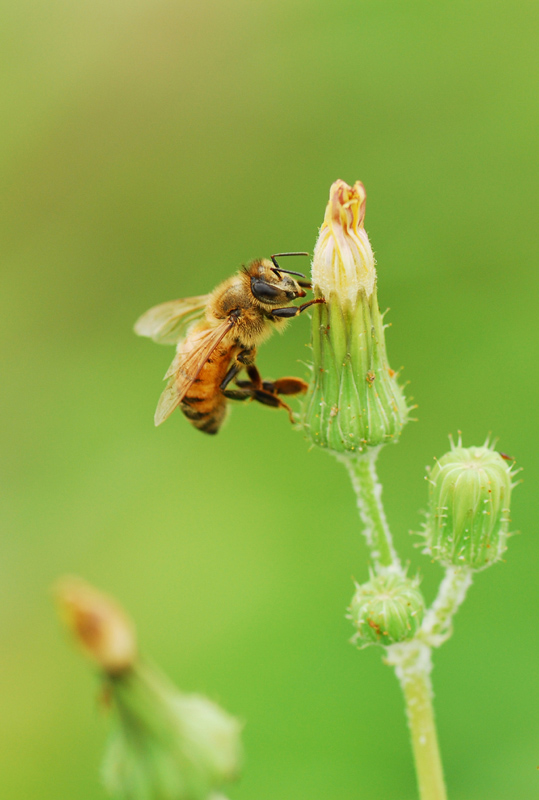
[55,577,242,800]
[303,180,408,454]
[55,577,136,675]
[103,666,243,800]
[349,573,425,647]
[422,440,515,570]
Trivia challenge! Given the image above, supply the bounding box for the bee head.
[247,258,308,306]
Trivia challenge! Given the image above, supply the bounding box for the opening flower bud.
[55,577,137,675]
[303,180,408,454]
[349,573,425,648]
[423,441,515,570]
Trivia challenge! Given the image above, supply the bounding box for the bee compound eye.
[251,279,281,302]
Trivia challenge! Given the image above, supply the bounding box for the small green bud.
[303,180,409,454]
[104,666,243,800]
[349,573,425,648]
[423,440,515,570]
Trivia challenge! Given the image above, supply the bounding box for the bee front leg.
[270,298,325,318]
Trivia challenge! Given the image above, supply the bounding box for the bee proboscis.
[135,253,324,435]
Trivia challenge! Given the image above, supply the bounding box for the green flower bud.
[303,180,409,454]
[349,573,425,648]
[423,440,515,570]
[104,666,243,800]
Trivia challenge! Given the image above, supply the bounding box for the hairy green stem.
[420,566,473,647]
[386,642,447,800]
[338,448,403,573]
[339,448,456,798]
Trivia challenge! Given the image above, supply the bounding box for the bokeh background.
[1,1,538,798]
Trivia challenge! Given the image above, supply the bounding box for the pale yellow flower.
[311,179,376,305]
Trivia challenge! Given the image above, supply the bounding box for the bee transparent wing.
[134,295,210,345]
[154,374,182,426]
[154,318,236,426]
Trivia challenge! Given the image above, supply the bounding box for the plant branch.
[420,566,473,647]
[338,448,403,574]
[386,642,447,800]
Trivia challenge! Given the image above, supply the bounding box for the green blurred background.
[1,1,538,798]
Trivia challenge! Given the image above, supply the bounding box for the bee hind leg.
[233,363,263,390]
[235,376,307,424]
[245,364,263,388]
[234,365,308,397]
[222,388,253,402]
[259,377,308,424]
[264,377,308,396]
[223,382,289,417]
[250,388,296,423]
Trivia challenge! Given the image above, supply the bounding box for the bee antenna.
[271,267,307,278]
[271,252,310,259]
[270,252,310,278]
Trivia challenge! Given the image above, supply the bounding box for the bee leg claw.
[251,389,296,423]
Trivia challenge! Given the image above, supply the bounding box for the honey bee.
[135,253,324,434]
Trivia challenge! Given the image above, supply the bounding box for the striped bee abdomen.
[179,343,234,435]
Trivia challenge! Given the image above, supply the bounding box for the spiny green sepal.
[303,289,409,454]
